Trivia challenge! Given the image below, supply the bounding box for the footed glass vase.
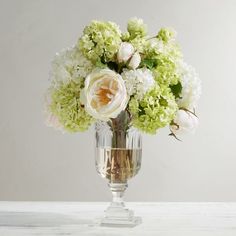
[95,111,142,227]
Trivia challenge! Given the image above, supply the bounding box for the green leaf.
[170,81,182,99]
[138,105,146,116]
[95,60,107,69]
[159,97,168,107]
[107,61,119,72]
[141,59,158,69]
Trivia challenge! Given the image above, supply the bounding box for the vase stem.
[109,183,127,207]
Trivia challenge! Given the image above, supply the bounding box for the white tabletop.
[0,202,236,236]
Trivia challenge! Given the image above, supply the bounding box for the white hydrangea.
[148,38,165,54]
[121,68,155,100]
[177,62,201,110]
[147,38,181,61]
[50,46,93,84]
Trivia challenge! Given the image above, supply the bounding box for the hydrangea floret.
[78,21,121,63]
[129,85,178,134]
[49,79,94,132]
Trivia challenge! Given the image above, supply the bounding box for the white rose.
[82,69,128,120]
[170,109,198,136]
[128,52,141,69]
[117,42,134,63]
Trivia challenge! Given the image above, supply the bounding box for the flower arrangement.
[45,18,201,139]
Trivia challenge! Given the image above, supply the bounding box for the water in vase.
[95,148,142,183]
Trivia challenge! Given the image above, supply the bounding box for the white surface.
[1,0,236,201]
[0,202,236,236]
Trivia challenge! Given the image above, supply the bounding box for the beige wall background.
[0,0,236,201]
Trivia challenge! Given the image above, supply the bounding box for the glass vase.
[95,111,142,227]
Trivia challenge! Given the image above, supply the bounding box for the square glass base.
[99,216,142,227]
[97,207,142,228]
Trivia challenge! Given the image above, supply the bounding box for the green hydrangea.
[130,36,148,53]
[142,36,182,86]
[121,32,147,53]
[129,85,178,134]
[78,21,121,63]
[145,39,181,62]
[50,79,94,132]
[127,17,147,39]
[152,54,180,85]
[121,32,130,41]
[157,28,176,43]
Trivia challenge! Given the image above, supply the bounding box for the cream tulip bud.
[170,109,198,136]
[128,52,141,69]
[117,42,134,63]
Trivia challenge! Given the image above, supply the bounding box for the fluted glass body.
[95,111,142,227]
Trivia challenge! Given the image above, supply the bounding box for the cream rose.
[82,69,128,120]
[170,109,199,136]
